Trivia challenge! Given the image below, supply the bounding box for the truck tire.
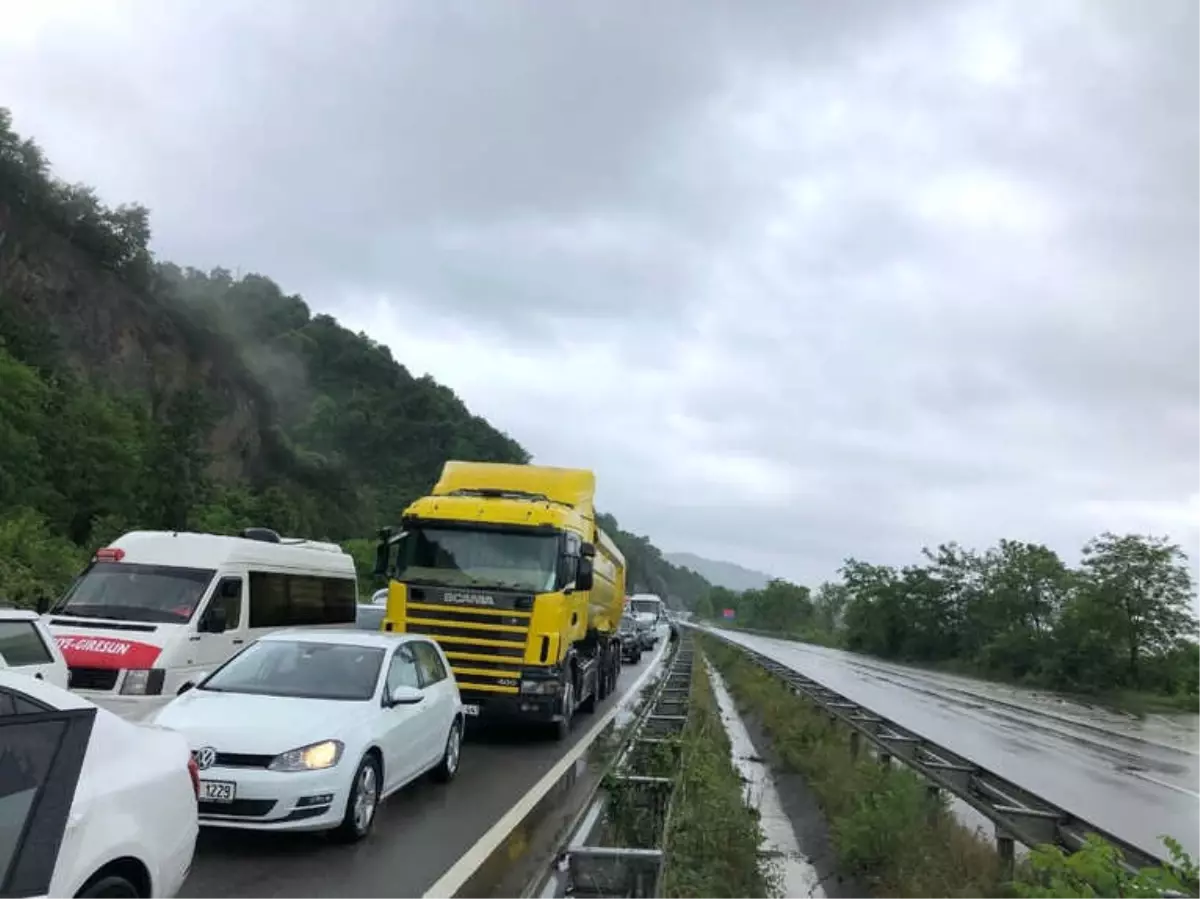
[554,679,575,740]
[578,666,597,715]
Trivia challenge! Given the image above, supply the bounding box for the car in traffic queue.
[0,606,69,688]
[0,669,198,899]
[616,614,646,664]
[152,629,464,842]
[355,587,389,632]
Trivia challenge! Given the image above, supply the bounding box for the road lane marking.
[1125,769,1200,798]
[424,639,671,898]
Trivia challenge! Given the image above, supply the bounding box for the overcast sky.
[3,0,1197,585]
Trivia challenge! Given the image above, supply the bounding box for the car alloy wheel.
[434,720,462,783]
[446,724,460,774]
[354,762,378,833]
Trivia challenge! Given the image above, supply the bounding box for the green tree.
[1073,533,1196,689]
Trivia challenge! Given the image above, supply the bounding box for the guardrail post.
[925,784,940,825]
[996,830,1015,878]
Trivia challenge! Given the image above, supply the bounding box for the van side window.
[412,641,446,686]
[323,578,357,622]
[0,622,53,667]
[248,572,357,629]
[248,572,289,628]
[288,577,326,626]
[210,578,243,630]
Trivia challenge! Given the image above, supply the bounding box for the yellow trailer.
[374,461,628,738]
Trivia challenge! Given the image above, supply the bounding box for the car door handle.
[232,639,244,644]
[34,673,44,680]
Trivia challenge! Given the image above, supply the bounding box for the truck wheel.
[554,680,575,740]
[578,667,597,715]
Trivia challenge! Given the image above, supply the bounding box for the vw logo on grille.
[193,747,217,770]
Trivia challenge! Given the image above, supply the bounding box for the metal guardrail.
[701,628,1181,878]
[531,631,696,898]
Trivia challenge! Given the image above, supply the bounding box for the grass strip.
[660,652,777,898]
[702,634,1003,898]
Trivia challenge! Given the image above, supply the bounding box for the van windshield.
[53,561,216,624]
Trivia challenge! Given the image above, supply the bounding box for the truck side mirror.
[373,541,391,578]
[576,557,595,592]
[580,542,596,559]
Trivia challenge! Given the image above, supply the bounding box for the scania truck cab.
[374,461,628,739]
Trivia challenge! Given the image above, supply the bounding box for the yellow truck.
[373,461,628,738]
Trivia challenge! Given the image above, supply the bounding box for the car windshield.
[631,600,661,617]
[201,640,385,701]
[396,526,559,593]
[52,561,216,623]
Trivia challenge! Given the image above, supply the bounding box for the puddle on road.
[706,660,825,899]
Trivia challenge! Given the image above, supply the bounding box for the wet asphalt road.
[707,627,1200,860]
[180,642,666,898]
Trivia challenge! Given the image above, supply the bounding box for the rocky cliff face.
[0,201,271,482]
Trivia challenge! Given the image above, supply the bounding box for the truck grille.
[405,587,533,694]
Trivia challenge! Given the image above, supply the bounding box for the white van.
[44,528,359,721]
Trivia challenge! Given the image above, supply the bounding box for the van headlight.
[268,740,344,772]
[120,669,165,695]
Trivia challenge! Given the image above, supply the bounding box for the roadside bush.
[703,635,1002,897]
[1013,833,1199,898]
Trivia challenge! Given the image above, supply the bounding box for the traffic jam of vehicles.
[0,461,676,898]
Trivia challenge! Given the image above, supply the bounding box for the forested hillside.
[0,108,713,607]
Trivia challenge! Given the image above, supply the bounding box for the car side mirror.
[388,685,424,707]
[177,671,209,695]
[35,596,50,614]
[576,557,595,592]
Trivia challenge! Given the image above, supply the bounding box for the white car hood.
[154,689,374,754]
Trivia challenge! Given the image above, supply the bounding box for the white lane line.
[423,639,671,899]
[1125,769,1200,799]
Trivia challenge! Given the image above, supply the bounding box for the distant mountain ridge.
[665,551,772,593]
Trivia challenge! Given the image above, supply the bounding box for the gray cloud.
[2,0,1195,586]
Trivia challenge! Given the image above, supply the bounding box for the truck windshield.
[397,527,559,593]
[53,561,216,624]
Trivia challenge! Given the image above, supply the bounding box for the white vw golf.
[152,630,463,841]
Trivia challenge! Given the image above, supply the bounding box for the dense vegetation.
[698,535,1199,708]
[0,107,712,607]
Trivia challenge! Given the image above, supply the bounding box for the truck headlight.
[520,680,559,695]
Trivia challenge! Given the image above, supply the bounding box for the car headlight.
[267,740,344,772]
